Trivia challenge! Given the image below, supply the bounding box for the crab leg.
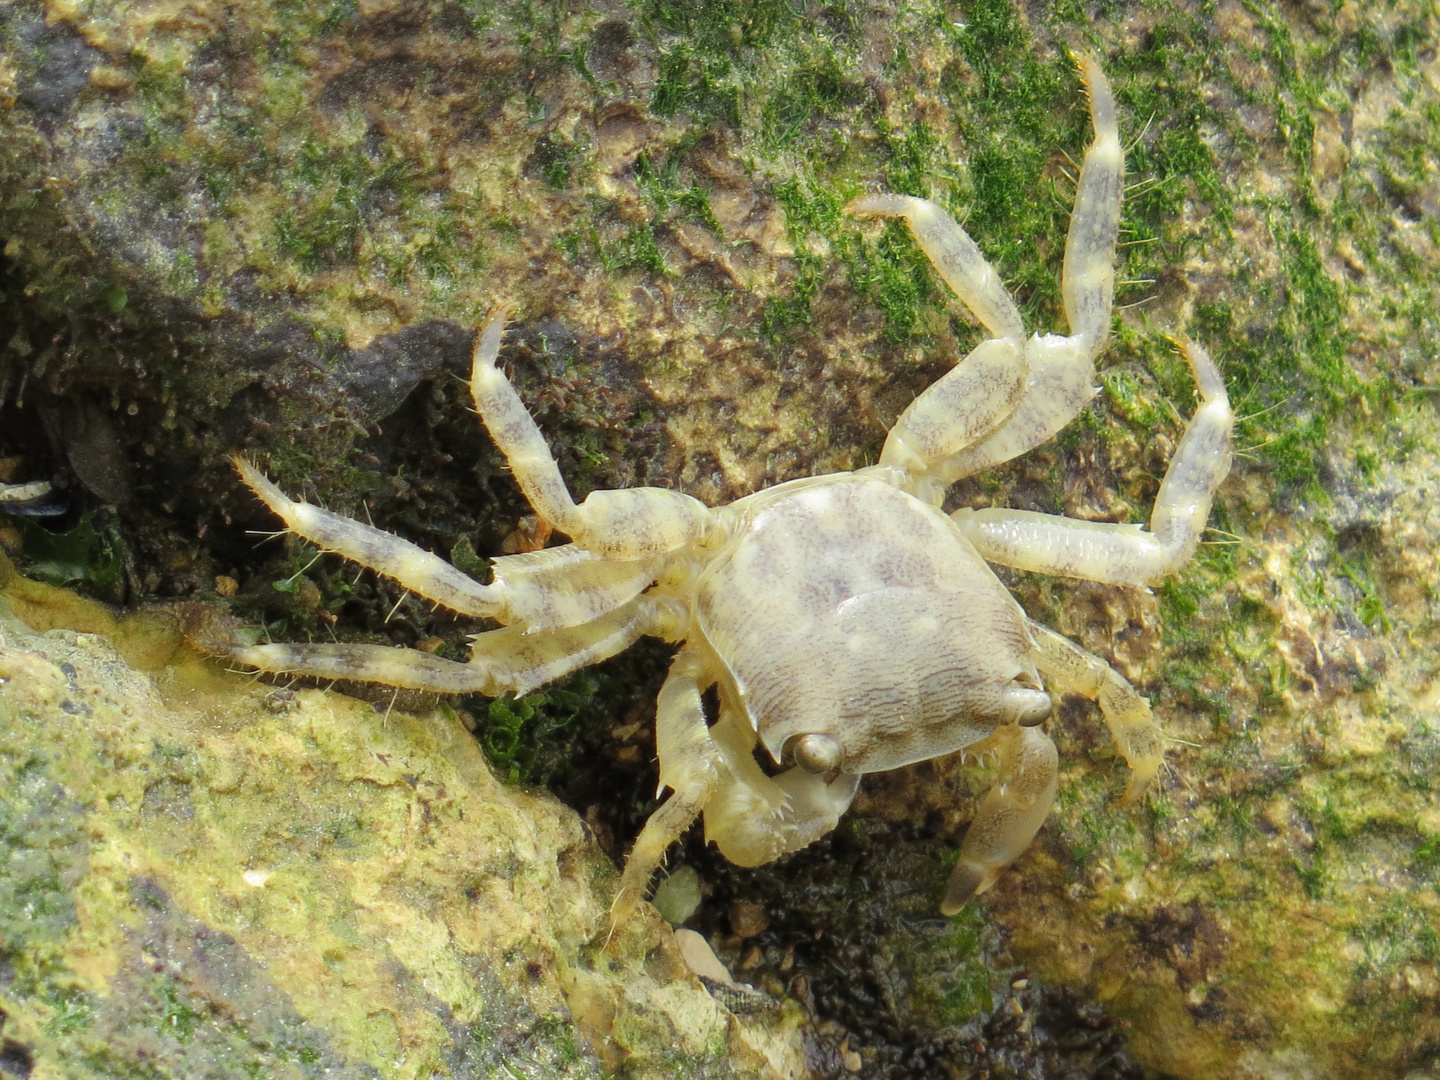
[615,686,862,923]
[943,723,1059,914]
[951,341,1233,586]
[613,649,722,921]
[222,594,678,697]
[845,194,1024,343]
[1062,53,1124,355]
[470,308,711,559]
[843,197,1031,497]
[235,456,507,618]
[877,337,1029,498]
[847,55,1126,492]
[935,55,1123,485]
[1026,620,1163,802]
[236,456,669,628]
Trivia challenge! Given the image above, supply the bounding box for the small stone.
[651,865,702,925]
[673,928,733,985]
[844,1050,863,1073]
[729,899,769,938]
[214,575,239,597]
[415,636,445,653]
[779,943,794,973]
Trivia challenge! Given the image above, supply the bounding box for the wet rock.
[0,565,815,1079]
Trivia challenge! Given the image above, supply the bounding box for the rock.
[0,561,815,1079]
[3,0,1440,1075]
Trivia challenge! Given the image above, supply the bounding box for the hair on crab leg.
[233,455,506,619]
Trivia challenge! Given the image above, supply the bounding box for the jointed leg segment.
[226,594,678,698]
[470,308,711,559]
[951,341,1233,586]
[1028,619,1163,803]
[844,194,1024,343]
[614,663,863,923]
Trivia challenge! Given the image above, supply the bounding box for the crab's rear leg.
[944,724,1059,914]
[1026,619,1163,803]
[1062,53,1124,356]
[471,309,711,559]
[235,457,509,619]
[218,593,678,697]
[845,57,1125,494]
[924,54,1124,484]
[845,194,1025,343]
[951,340,1233,585]
[843,196,1030,500]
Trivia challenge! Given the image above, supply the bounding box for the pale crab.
[221,56,1232,918]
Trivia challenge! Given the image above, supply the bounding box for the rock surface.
[0,560,814,1079]
[2,0,1439,1076]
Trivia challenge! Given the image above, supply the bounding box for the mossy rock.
[2,0,1439,1077]
[0,563,812,1078]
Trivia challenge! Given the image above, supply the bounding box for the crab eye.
[788,733,842,774]
[1003,686,1053,727]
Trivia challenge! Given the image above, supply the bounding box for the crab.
[220,56,1232,918]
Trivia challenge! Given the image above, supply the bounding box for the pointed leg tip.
[473,303,516,372]
[230,453,260,484]
[600,885,647,951]
[1120,772,1158,806]
[230,456,291,515]
[941,859,992,916]
[842,195,881,218]
[843,193,915,220]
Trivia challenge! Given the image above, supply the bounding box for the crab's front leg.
[612,663,861,924]
[944,723,1059,914]
[701,710,860,867]
[612,649,723,923]
[471,309,711,559]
